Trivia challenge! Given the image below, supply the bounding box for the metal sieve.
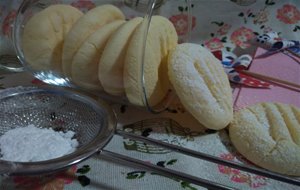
[0,87,299,190]
[0,86,115,175]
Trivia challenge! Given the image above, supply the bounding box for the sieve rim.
[0,86,116,176]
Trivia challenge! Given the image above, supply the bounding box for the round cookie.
[99,17,143,96]
[124,16,178,106]
[72,20,125,90]
[229,102,300,176]
[62,4,125,77]
[168,43,233,130]
[22,4,83,72]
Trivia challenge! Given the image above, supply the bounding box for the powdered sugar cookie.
[99,17,143,96]
[229,102,300,176]
[168,43,233,130]
[62,4,125,77]
[72,20,125,91]
[22,5,83,72]
[124,16,178,106]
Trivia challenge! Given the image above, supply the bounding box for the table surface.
[0,0,300,189]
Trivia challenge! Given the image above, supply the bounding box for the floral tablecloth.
[0,0,300,190]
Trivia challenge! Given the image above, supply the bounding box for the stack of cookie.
[22,4,178,107]
[22,4,300,176]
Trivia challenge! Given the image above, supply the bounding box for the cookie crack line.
[193,60,222,112]
[277,104,300,146]
[265,138,285,161]
[206,55,232,113]
[262,103,284,143]
[266,138,299,174]
[247,105,277,144]
[291,106,300,126]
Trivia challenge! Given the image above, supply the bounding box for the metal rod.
[116,129,300,186]
[99,149,236,190]
[239,70,300,90]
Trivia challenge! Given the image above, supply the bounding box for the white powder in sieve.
[0,124,79,162]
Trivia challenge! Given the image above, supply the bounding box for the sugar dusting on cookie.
[229,102,300,176]
[168,43,233,130]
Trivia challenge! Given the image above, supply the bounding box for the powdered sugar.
[0,124,78,162]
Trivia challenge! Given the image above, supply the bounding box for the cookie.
[62,4,125,77]
[229,102,300,176]
[22,5,83,72]
[99,17,143,96]
[72,20,125,90]
[124,16,178,106]
[168,43,233,130]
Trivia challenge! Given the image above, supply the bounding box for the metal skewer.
[100,150,237,190]
[113,129,300,187]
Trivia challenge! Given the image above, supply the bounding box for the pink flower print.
[231,173,250,183]
[218,165,232,175]
[253,10,269,24]
[2,10,17,36]
[56,165,77,184]
[71,0,95,12]
[220,153,235,161]
[13,165,77,189]
[217,23,231,35]
[230,27,254,49]
[276,4,300,24]
[218,153,268,188]
[169,14,196,36]
[13,176,41,190]
[218,153,236,174]
[218,153,238,175]
[251,176,268,188]
[31,78,46,85]
[204,37,224,51]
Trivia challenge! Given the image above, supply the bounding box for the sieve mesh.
[0,90,104,146]
[0,86,115,175]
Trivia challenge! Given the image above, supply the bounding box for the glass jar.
[11,0,194,112]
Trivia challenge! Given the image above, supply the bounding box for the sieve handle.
[114,130,300,187]
[99,149,236,190]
